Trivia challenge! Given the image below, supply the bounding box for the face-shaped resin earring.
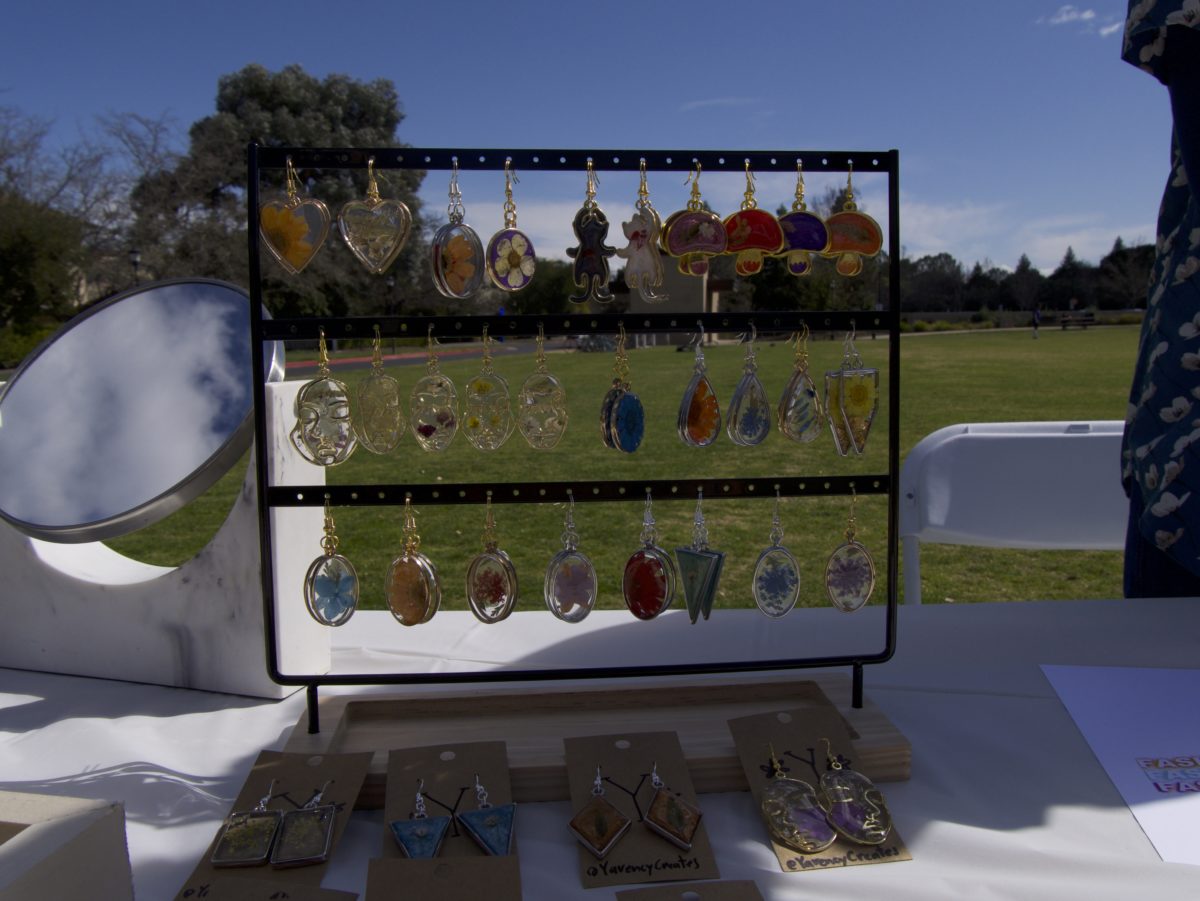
[303,497,359,627]
[816,738,893,846]
[463,326,514,451]
[622,490,677,620]
[291,327,357,466]
[517,323,568,450]
[355,324,405,455]
[759,745,837,854]
[752,489,801,618]
[569,765,631,859]
[466,494,519,624]
[544,491,598,624]
[259,156,330,275]
[389,779,452,859]
[825,488,876,613]
[410,326,458,452]
[386,498,442,627]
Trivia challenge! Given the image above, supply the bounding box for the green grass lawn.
[107,325,1140,607]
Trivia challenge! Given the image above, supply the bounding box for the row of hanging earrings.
[289,321,876,466]
[303,488,876,629]
[260,156,882,291]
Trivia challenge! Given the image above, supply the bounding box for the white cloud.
[679,97,765,114]
[1047,5,1097,25]
[1100,22,1123,36]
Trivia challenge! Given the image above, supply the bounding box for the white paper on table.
[1042,664,1200,866]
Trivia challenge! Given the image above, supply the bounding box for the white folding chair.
[898,421,1128,604]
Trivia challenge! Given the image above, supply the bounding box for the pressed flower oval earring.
[616,158,669,304]
[752,489,801,618]
[431,157,485,299]
[259,156,331,275]
[778,323,824,444]
[544,491,597,623]
[466,494,519,624]
[463,326,514,451]
[337,155,412,274]
[410,326,458,452]
[303,496,359,627]
[486,158,536,292]
[517,323,568,449]
[825,323,878,456]
[622,489,677,620]
[727,323,772,446]
[678,322,721,447]
[600,323,644,453]
[386,498,442,626]
[567,158,616,303]
[825,488,875,613]
[291,327,357,466]
[355,324,405,455]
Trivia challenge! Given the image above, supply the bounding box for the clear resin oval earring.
[463,326,514,451]
[259,156,330,275]
[486,158,536,292]
[303,497,359,627]
[291,327,357,466]
[677,323,721,447]
[386,498,442,626]
[752,489,801,618]
[355,324,405,454]
[517,323,568,449]
[825,489,876,613]
[567,159,616,303]
[727,323,771,446]
[675,488,725,624]
[410,326,458,452]
[825,324,878,456]
[466,495,519,624]
[778,324,824,444]
[600,323,644,453]
[431,157,485,299]
[544,491,597,623]
[759,745,837,854]
[622,490,677,620]
[337,155,412,274]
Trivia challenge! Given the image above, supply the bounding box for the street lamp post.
[128,249,142,287]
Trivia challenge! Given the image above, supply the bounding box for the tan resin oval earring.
[466,495,519,624]
[386,498,442,626]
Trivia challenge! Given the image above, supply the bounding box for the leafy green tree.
[0,190,86,331]
[125,64,426,317]
[1097,237,1154,309]
[1007,254,1045,311]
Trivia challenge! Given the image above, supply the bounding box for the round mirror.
[0,278,284,542]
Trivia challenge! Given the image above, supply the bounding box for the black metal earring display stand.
[247,144,901,734]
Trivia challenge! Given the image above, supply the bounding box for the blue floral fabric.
[1121,1,1200,580]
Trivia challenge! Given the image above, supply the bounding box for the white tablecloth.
[1,598,1198,900]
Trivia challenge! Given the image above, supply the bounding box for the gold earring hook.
[685,161,703,211]
[285,156,300,203]
[503,157,518,227]
[742,159,757,210]
[365,156,381,203]
[793,159,807,211]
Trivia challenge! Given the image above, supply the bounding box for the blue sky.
[2,1,1168,274]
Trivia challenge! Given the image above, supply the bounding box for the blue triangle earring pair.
[390,775,516,858]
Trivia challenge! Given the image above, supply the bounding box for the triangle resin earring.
[456,774,517,856]
[389,779,452,859]
[675,488,725,624]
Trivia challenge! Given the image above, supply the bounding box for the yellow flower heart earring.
[337,155,412,274]
[259,156,331,275]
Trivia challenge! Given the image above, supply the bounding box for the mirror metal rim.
[0,277,284,544]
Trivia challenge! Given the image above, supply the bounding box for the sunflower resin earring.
[517,323,568,449]
[678,323,721,447]
[355,325,405,455]
[816,738,893,846]
[545,491,598,623]
[675,488,725,624]
[616,158,669,303]
[567,158,616,303]
[486,158,536,292]
[291,327,357,466]
[337,155,412,274]
[431,157,485,299]
[463,326,514,451]
[778,324,824,444]
[623,490,677,620]
[825,488,875,613]
[466,494,519,624]
[727,323,771,446]
[386,498,442,626]
[303,497,359,627]
[410,326,458,452]
[259,156,330,275]
[752,489,801,618]
[825,324,878,456]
